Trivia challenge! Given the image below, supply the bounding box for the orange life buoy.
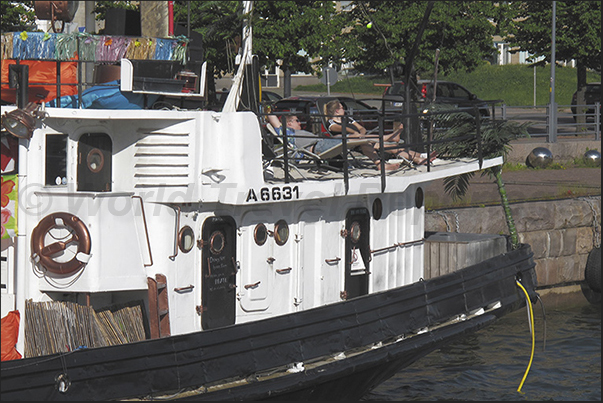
[31,212,91,275]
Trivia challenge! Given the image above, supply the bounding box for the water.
[362,298,601,401]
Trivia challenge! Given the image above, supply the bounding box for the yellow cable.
[516,280,535,394]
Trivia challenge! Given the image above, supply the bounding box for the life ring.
[31,212,91,275]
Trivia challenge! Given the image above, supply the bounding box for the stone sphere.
[526,147,553,168]
[584,150,601,167]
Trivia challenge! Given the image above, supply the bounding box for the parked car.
[571,82,601,122]
[382,80,491,117]
[271,96,389,135]
[261,90,282,104]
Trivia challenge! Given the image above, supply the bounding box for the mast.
[223,1,254,113]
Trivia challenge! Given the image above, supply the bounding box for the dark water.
[362,297,601,401]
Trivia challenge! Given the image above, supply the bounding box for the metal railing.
[498,103,601,142]
[261,101,492,193]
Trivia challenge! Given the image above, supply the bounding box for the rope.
[515,279,535,394]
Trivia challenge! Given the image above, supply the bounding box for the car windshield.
[340,99,375,112]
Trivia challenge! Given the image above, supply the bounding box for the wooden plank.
[147,277,160,339]
[156,274,171,337]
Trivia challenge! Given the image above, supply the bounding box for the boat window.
[178,226,195,253]
[45,134,68,186]
[254,223,268,246]
[372,198,383,220]
[274,220,289,246]
[350,221,362,243]
[77,133,112,192]
[415,187,424,208]
[209,230,225,255]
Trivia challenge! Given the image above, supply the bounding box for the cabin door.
[77,133,112,191]
[201,216,237,330]
[344,208,370,299]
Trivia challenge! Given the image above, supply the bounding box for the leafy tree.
[252,1,344,96]
[173,0,242,82]
[1,1,36,32]
[344,1,499,78]
[504,1,601,91]
[92,1,138,22]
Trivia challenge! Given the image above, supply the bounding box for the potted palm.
[425,105,530,249]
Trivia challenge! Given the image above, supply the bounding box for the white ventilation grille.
[134,131,190,188]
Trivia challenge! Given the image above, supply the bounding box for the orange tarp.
[1,59,78,104]
[1,310,22,361]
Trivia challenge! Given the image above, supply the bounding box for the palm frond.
[423,103,530,161]
[442,172,474,200]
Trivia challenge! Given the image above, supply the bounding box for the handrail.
[261,100,495,192]
[132,195,153,267]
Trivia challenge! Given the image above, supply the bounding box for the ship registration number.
[246,186,299,202]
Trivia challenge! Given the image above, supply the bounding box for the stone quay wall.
[425,196,601,289]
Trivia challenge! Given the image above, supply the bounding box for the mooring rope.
[515,279,536,394]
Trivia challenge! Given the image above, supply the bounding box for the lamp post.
[548,1,557,143]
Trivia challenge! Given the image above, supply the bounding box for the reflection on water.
[363,299,601,401]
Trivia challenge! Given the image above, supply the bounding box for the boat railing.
[1,31,200,108]
[260,98,504,192]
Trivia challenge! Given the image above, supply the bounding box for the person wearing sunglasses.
[324,99,436,166]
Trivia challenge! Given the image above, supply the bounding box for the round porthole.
[254,223,268,246]
[415,187,424,209]
[350,221,362,243]
[372,198,383,220]
[209,231,225,254]
[86,148,104,173]
[274,220,289,246]
[178,226,195,253]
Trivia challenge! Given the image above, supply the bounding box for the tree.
[504,1,601,91]
[172,1,243,102]
[252,1,344,97]
[1,1,36,32]
[343,1,499,78]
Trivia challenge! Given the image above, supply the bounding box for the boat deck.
[263,152,476,183]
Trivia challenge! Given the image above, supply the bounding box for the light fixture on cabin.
[1,102,42,139]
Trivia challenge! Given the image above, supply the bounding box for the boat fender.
[584,247,601,293]
[31,212,91,275]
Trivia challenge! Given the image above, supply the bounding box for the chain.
[432,210,460,233]
[579,196,601,248]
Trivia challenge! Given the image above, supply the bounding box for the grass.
[295,64,601,106]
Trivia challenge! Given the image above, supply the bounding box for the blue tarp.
[48,80,159,109]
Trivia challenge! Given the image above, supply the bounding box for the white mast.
[223,1,253,112]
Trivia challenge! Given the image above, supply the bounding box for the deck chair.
[264,123,370,173]
[263,123,325,177]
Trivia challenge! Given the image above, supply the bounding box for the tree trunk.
[576,59,588,129]
[493,166,519,250]
[283,65,292,98]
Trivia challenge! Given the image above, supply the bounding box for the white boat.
[0,9,537,401]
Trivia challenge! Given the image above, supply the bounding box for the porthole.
[178,226,195,253]
[254,223,268,246]
[372,198,383,220]
[350,221,362,243]
[209,231,225,254]
[415,187,424,209]
[274,220,289,246]
[86,148,104,173]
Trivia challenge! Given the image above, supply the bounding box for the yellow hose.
[515,280,535,394]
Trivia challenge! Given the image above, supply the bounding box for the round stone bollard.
[526,147,553,168]
[583,150,601,167]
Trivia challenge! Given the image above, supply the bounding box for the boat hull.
[1,244,536,401]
